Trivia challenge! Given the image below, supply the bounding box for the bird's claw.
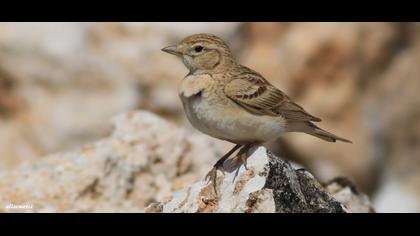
[205,166,221,195]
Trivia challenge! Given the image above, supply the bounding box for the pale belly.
[180,93,287,144]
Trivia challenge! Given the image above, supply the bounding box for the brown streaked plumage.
[162,33,351,194]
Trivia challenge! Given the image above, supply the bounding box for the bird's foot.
[205,164,224,195]
[204,144,243,195]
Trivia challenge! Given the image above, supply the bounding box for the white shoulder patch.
[178,74,213,98]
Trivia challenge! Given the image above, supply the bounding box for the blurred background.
[0,22,419,212]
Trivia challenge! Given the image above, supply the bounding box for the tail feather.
[291,122,352,143]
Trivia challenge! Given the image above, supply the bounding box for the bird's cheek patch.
[182,56,194,68]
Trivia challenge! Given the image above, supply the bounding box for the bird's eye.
[194,46,203,53]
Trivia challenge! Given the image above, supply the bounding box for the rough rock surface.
[0,111,220,212]
[144,147,373,213]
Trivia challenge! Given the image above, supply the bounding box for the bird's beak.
[161,45,182,56]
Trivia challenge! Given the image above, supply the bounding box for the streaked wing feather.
[224,67,321,122]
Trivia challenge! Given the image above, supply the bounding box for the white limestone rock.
[144,147,374,213]
[0,110,219,212]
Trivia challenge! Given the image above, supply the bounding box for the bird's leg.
[240,145,250,170]
[205,144,242,194]
[233,144,252,170]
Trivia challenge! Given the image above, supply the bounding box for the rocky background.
[0,22,419,212]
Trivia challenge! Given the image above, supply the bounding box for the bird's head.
[162,33,235,74]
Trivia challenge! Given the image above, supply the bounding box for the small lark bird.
[162,33,351,191]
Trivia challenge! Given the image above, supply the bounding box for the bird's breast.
[179,86,287,144]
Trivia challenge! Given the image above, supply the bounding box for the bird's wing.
[223,67,321,122]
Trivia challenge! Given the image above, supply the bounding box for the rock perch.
[144,146,374,213]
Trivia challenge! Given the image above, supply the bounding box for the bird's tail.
[289,121,352,143]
